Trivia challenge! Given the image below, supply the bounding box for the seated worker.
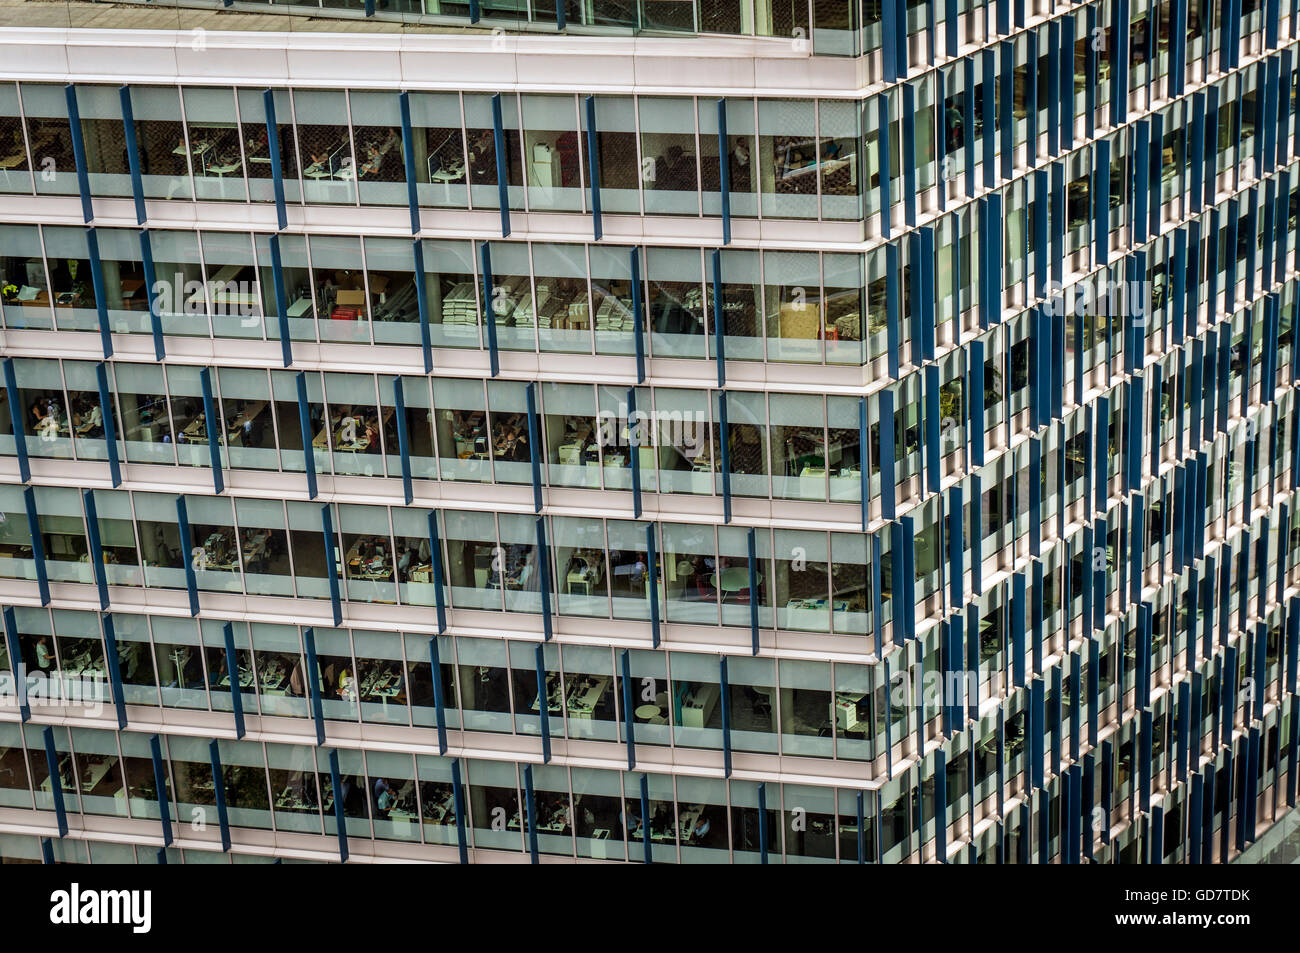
[73,400,103,437]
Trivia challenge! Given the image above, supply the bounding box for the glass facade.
[0,0,1298,868]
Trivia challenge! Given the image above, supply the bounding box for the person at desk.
[467,129,496,180]
[337,668,356,702]
[396,544,415,580]
[358,143,384,178]
[493,415,529,462]
[656,144,694,190]
[728,137,752,191]
[34,635,53,673]
[73,399,102,438]
[620,806,643,840]
[690,812,711,840]
[373,777,396,819]
[244,127,269,160]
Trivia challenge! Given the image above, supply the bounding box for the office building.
[0,0,1295,865]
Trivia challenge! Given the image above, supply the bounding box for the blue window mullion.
[1027,30,1039,164]
[534,646,552,763]
[631,247,645,382]
[328,749,348,862]
[480,241,499,377]
[712,249,726,387]
[82,490,110,610]
[295,371,317,500]
[879,388,897,520]
[536,515,553,641]
[719,390,732,524]
[968,338,985,467]
[263,89,287,231]
[119,86,147,225]
[413,239,433,373]
[208,740,232,852]
[101,615,128,728]
[175,494,200,617]
[584,95,603,241]
[924,364,941,494]
[303,627,327,745]
[393,376,413,506]
[428,510,448,634]
[1093,137,1110,268]
[620,649,636,768]
[399,91,420,235]
[525,382,543,513]
[138,229,165,360]
[886,241,901,376]
[717,99,731,245]
[627,387,643,519]
[902,84,917,227]
[268,233,293,367]
[149,734,174,848]
[964,57,977,199]
[321,504,342,627]
[878,94,893,238]
[1046,23,1058,158]
[64,84,93,223]
[998,44,1013,183]
[199,367,224,495]
[222,621,246,739]
[85,228,113,358]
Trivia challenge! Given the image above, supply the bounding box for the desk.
[179,416,207,444]
[274,784,318,811]
[241,530,270,568]
[678,683,720,729]
[709,567,751,592]
[77,757,116,793]
[348,551,393,582]
[174,140,212,159]
[531,673,564,714]
[565,675,610,718]
[359,667,403,700]
[225,399,267,440]
[424,791,457,825]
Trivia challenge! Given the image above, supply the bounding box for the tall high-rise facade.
[0,0,1293,866]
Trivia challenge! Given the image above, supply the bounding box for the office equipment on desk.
[429,152,465,183]
[346,537,394,581]
[173,138,213,159]
[179,414,207,444]
[676,682,720,729]
[419,788,456,826]
[833,691,870,732]
[530,672,565,714]
[564,674,610,718]
[565,551,604,596]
